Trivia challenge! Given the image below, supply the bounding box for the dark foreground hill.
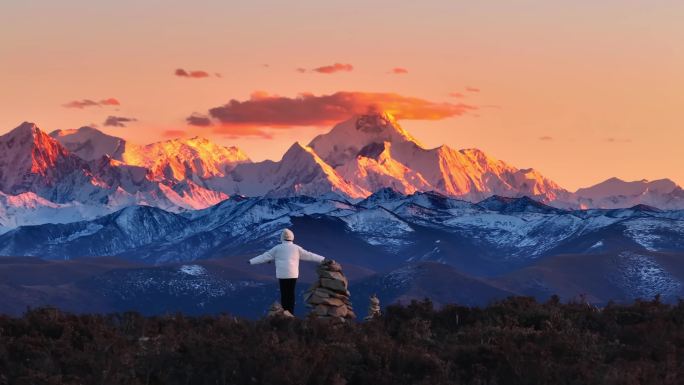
[1,297,682,385]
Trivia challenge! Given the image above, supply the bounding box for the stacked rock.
[364,294,381,320]
[304,259,355,321]
[267,302,294,318]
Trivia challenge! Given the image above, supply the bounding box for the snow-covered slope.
[309,113,572,203]
[0,122,108,203]
[51,127,251,184]
[575,177,684,210]
[122,137,250,184]
[88,155,228,211]
[336,141,432,194]
[2,193,682,270]
[0,191,111,233]
[50,126,130,161]
[0,123,229,222]
[209,142,368,198]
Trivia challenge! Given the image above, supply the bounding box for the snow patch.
[610,252,681,298]
[622,218,684,251]
[179,265,207,276]
[65,223,104,242]
[381,265,418,289]
[589,240,604,249]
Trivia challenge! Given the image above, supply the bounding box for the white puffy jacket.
[249,240,325,279]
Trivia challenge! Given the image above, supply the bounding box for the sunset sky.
[1,0,682,190]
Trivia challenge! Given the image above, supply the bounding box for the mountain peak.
[3,122,42,139]
[577,177,679,197]
[1,122,62,149]
[283,141,308,154]
[50,125,110,137]
[279,141,322,164]
[50,125,127,161]
[0,122,93,198]
[219,140,368,198]
[574,177,683,209]
[478,195,564,214]
[353,112,420,144]
[358,187,406,207]
[355,112,397,132]
[308,112,421,167]
[629,203,662,212]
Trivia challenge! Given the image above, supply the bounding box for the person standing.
[248,229,325,314]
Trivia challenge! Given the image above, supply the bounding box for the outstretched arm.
[249,248,275,265]
[298,246,325,263]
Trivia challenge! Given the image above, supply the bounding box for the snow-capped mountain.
[309,113,572,202]
[208,142,368,198]
[0,122,229,219]
[575,177,684,210]
[51,127,251,185]
[0,191,112,234]
[123,137,250,184]
[50,126,129,161]
[2,117,684,234]
[0,122,108,203]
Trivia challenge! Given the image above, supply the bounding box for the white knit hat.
[281,228,294,241]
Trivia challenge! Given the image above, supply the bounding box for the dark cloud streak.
[104,116,137,127]
[63,98,121,109]
[186,114,212,127]
[175,68,212,78]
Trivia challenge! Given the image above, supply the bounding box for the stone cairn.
[364,294,381,320]
[304,259,355,321]
[267,302,294,318]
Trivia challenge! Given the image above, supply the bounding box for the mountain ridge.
[0,117,682,232]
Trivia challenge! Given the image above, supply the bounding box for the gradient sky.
[1,0,683,190]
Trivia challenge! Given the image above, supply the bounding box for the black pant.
[279,278,297,313]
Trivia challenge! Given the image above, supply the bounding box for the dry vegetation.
[0,296,682,384]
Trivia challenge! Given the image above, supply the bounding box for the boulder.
[267,302,294,318]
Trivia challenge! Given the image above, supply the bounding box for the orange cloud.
[197,91,475,137]
[449,92,465,98]
[466,87,480,92]
[390,67,408,74]
[220,126,274,139]
[99,98,120,106]
[63,98,121,109]
[297,63,354,74]
[539,136,553,141]
[163,129,187,138]
[175,68,211,78]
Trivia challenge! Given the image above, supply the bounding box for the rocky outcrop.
[304,259,355,321]
[267,302,294,318]
[364,294,381,320]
